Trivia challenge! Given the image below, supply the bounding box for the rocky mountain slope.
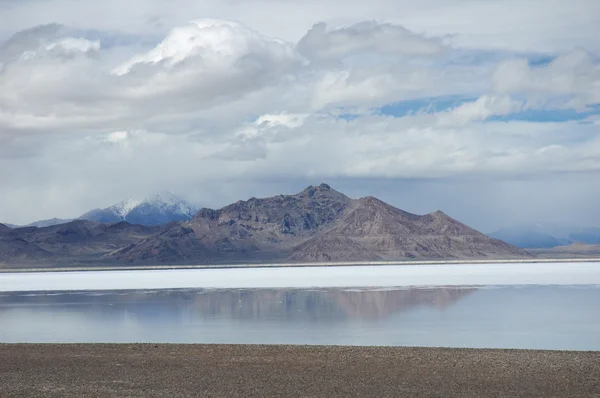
[289,196,527,261]
[113,184,531,264]
[0,220,162,264]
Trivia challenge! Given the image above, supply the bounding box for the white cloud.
[113,18,298,75]
[104,131,130,144]
[297,21,444,62]
[45,37,100,53]
[254,113,308,129]
[492,50,600,108]
[437,95,525,125]
[2,0,599,54]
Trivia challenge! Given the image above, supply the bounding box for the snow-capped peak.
[111,197,144,218]
[142,191,198,217]
[79,191,199,226]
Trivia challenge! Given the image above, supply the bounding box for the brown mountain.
[0,220,162,265]
[112,184,352,263]
[290,196,528,261]
[113,184,531,264]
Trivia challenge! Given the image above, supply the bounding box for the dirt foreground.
[1,344,599,397]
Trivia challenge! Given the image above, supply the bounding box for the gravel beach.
[1,344,599,397]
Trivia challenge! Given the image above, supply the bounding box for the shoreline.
[2,256,600,273]
[1,344,598,397]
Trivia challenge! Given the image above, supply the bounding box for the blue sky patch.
[527,54,556,67]
[377,95,476,117]
[489,104,600,123]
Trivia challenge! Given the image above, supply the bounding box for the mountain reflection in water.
[188,288,474,321]
[1,285,599,350]
[0,287,474,322]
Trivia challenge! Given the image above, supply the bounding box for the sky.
[0,0,599,231]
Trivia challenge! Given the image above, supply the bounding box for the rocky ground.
[1,344,598,397]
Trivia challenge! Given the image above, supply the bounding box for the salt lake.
[1,262,599,350]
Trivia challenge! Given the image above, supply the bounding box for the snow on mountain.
[79,192,199,226]
[4,192,199,228]
[112,197,143,219]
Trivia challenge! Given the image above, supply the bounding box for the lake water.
[1,263,599,349]
[1,284,599,350]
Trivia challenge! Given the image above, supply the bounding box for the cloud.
[0,8,599,229]
[2,0,599,54]
[0,18,304,140]
[44,37,100,54]
[3,111,600,227]
[437,95,525,125]
[0,23,65,62]
[492,50,600,108]
[297,21,444,62]
[112,18,298,75]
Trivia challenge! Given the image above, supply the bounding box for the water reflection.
[0,286,599,350]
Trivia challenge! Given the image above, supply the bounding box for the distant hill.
[1,184,532,267]
[489,223,600,249]
[16,218,74,228]
[0,220,162,263]
[530,243,600,259]
[6,192,198,229]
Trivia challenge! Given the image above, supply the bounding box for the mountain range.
[0,184,531,267]
[6,192,198,228]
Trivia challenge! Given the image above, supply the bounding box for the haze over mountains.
[489,223,600,249]
[7,192,198,228]
[0,184,531,267]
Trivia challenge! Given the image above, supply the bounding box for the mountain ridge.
[7,191,198,228]
[112,184,531,264]
[1,184,532,267]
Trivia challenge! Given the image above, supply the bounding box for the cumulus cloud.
[492,50,600,108]
[2,0,598,54]
[0,18,304,139]
[297,21,444,62]
[113,19,298,75]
